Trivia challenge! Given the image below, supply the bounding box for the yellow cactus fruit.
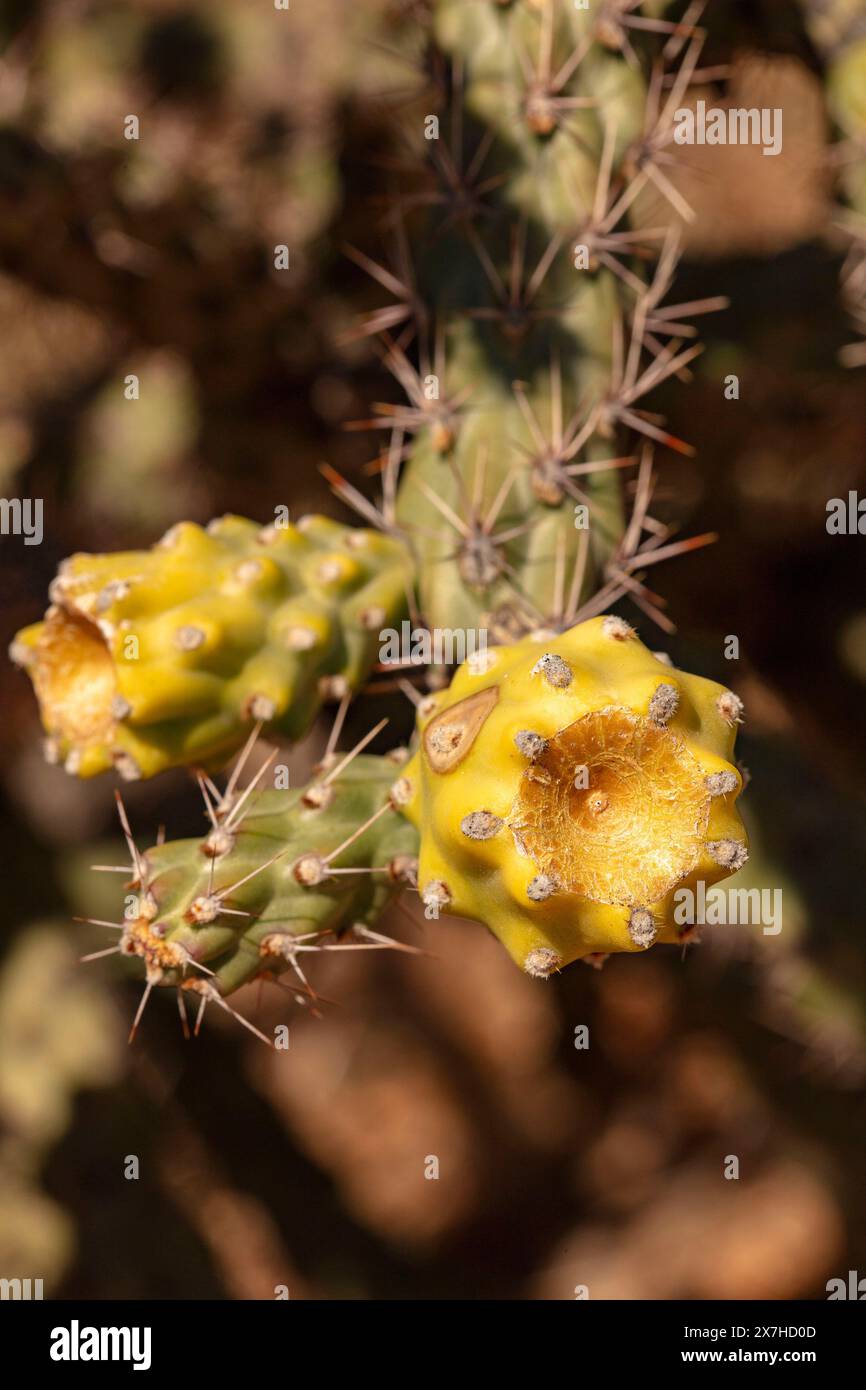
[401,616,748,975]
[10,515,411,779]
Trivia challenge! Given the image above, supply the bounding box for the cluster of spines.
[78,728,420,1042]
[327,0,726,643]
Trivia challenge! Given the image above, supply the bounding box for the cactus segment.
[402,615,747,973]
[11,516,412,779]
[799,1,866,361]
[87,752,418,1031]
[327,0,723,638]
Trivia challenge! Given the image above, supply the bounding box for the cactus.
[82,749,418,1038]
[11,515,412,780]
[79,613,746,1024]
[11,1,750,1034]
[799,0,866,363]
[0,925,122,1290]
[401,614,746,975]
[331,0,720,637]
[0,925,121,1146]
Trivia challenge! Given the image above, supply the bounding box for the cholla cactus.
[94,749,418,1040]
[800,0,866,363]
[0,925,121,1290]
[336,0,720,636]
[11,1,749,1039]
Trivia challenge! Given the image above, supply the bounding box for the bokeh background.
[1,0,865,1300]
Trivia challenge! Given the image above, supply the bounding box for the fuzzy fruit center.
[32,610,117,746]
[511,707,710,906]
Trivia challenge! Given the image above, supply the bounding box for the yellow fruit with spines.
[401,615,748,975]
[11,515,411,780]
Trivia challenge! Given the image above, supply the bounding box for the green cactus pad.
[106,752,418,1026]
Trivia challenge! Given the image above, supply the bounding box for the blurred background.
[0,0,865,1300]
